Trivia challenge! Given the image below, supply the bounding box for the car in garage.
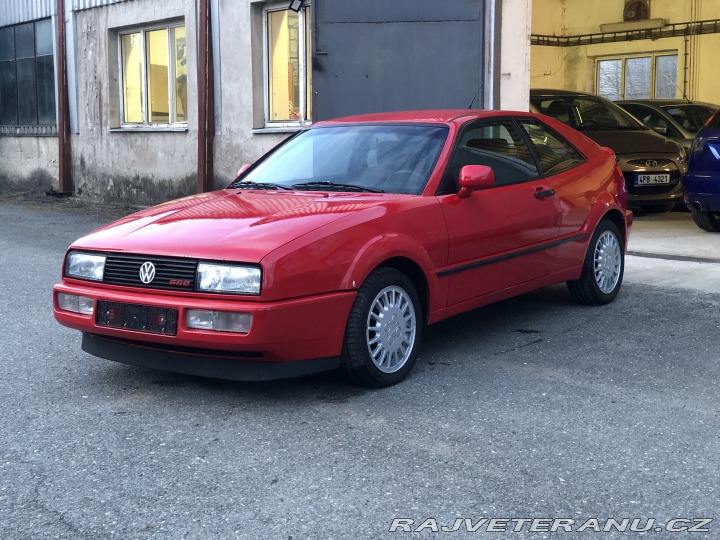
[530,89,688,213]
[615,99,719,152]
[53,109,632,387]
[683,108,720,232]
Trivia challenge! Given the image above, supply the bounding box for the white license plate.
[635,173,670,186]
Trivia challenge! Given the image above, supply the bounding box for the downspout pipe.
[56,0,72,194]
[484,0,502,110]
[197,0,215,193]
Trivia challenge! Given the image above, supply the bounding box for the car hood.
[72,189,396,262]
[578,129,681,156]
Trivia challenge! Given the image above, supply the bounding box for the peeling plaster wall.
[0,137,59,194]
[71,0,198,204]
[531,0,720,101]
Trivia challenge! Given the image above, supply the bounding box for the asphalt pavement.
[0,197,718,540]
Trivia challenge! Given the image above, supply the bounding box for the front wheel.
[567,219,624,305]
[342,268,423,387]
[690,208,720,232]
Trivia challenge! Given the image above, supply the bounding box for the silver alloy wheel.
[593,230,622,293]
[366,285,417,374]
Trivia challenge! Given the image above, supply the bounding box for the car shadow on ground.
[81,283,585,405]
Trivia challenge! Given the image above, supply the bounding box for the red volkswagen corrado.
[54,110,632,387]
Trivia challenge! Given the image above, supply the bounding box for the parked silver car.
[616,99,719,152]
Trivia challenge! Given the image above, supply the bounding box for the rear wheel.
[690,208,720,232]
[567,220,624,305]
[342,268,422,387]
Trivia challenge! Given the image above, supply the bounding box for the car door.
[436,119,563,306]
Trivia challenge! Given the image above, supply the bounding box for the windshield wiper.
[230,181,292,190]
[292,181,384,193]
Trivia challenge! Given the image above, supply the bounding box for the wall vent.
[624,0,650,22]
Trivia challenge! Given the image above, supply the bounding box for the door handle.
[535,189,556,199]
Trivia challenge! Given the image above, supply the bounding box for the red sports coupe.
[54,110,632,386]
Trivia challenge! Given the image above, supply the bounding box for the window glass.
[122,32,143,123]
[14,23,34,59]
[662,104,718,133]
[16,58,38,124]
[597,54,678,100]
[147,29,169,123]
[35,19,53,56]
[440,121,539,193]
[0,27,15,61]
[268,10,300,122]
[0,19,56,128]
[264,6,311,125]
[36,55,56,124]
[520,120,586,176]
[624,57,651,99]
[238,125,448,195]
[120,24,186,126]
[305,12,312,121]
[655,55,678,99]
[597,59,622,101]
[173,26,187,122]
[0,60,18,124]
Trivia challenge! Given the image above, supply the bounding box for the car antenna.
[467,83,484,109]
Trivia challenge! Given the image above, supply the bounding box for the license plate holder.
[634,173,670,186]
[96,301,178,335]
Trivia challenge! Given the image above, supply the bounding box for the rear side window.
[706,110,720,130]
[438,120,540,194]
[519,119,587,176]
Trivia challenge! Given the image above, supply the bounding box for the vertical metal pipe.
[56,0,72,193]
[197,0,214,193]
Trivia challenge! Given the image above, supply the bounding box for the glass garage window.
[0,19,56,128]
[597,53,678,100]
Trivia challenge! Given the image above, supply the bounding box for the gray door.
[312,0,486,121]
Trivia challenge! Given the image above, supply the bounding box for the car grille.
[626,158,675,167]
[103,253,197,291]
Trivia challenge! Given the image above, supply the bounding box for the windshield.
[532,96,645,131]
[660,104,719,133]
[231,124,449,195]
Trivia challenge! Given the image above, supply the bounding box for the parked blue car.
[683,109,720,231]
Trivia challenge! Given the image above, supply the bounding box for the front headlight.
[197,263,262,295]
[65,251,106,281]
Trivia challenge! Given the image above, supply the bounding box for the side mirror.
[652,126,668,135]
[236,164,252,177]
[457,165,495,198]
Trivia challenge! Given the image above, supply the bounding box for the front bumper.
[54,282,356,366]
[81,333,341,381]
[619,155,686,207]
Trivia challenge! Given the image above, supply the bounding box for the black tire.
[690,208,720,232]
[342,268,423,387]
[567,219,624,305]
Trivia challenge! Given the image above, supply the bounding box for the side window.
[519,120,586,176]
[626,105,681,137]
[438,120,540,194]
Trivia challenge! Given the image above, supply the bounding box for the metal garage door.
[312,0,486,121]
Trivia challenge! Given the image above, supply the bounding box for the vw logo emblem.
[645,159,658,167]
[139,262,156,284]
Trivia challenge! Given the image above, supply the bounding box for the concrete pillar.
[499,0,532,111]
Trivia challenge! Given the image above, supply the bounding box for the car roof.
[616,99,719,107]
[316,109,525,126]
[530,89,600,99]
